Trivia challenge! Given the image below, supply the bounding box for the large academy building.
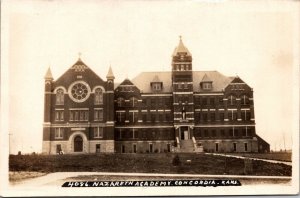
[42,38,270,154]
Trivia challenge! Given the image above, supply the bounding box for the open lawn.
[9,153,291,177]
[227,152,292,162]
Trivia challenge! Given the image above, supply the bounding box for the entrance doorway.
[74,136,83,152]
[180,126,189,140]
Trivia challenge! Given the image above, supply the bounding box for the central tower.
[172,37,195,148]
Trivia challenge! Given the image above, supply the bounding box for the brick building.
[42,38,270,154]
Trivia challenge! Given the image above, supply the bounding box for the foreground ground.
[9,153,292,182]
[227,152,292,162]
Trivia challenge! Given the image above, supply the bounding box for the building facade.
[42,38,270,154]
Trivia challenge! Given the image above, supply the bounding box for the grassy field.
[227,152,292,162]
[9,153,291,176]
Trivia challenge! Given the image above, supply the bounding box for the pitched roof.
[152,75,161,82]
[201,73,212,82]
[44,67,53,80]
[130,71,234,93]
[172,37,192,56]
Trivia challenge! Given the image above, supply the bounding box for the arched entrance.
[74,135,83,152]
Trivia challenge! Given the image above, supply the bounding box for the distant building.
[42,38,270,154]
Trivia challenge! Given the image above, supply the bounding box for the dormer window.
[202,82,212,90]
[151,75,163,92]
[200,73,213,91]
[152,82,162,91]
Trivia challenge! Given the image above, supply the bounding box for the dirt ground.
[9,171,47,182]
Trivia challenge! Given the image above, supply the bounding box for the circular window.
[68,81,91,103]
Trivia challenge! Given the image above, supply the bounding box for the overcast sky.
[2,0,299,154]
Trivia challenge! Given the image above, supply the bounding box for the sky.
[2,0,299,154]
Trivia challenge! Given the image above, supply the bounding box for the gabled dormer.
[150,75,163,92]
[200,73,213,90]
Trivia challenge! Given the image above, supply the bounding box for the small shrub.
[172,154,181,166]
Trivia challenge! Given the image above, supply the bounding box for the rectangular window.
[220,112,224,121]
[183,83,188,89]
[210,98,215,105]
[220,129,225,137]
[203,113,207,122]
[96,144,101,153]
[94,127,103,138]
[167,144,171,152]
[210,113,215,121]
[149,143,153,153]
[133,144,137,153]
[94,109,103,121]
[70,111,74,121]
[219,97,223,105]
[54,128,63,139]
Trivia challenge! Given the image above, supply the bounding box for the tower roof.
[106,66,115,79]
[44,67,53,80]
[172,36,192,56]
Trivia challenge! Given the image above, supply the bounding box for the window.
[129,97,138,107]
[94,109,103,121]
[183,83,188,89]
[94,88,103,104]
[56,89,64,105]
[241,95,249,105]
[117,97,124,107]
[202,98,207,105]
[202,82,212,90]
[149,143,153,153]
[55,110,64,121]
[152,83,162,91]
[229,110,237,121]
[228,95,236,105]
[219,97,223,105]
[96,144,101,153]
[55,128,63,139]
[178,83,183,90]
[167,144,171,152]
[210,98,215,105]
[129,112,138,123]
[219,112,224,121]
[203,113,207,122]
[233,143,237,152]
[94,127,103,138]
[210,113,215,121]
[116,112,125,123]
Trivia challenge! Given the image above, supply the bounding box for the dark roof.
[129,71,234,93]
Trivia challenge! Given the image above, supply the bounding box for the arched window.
[94,88,103,104]
[129,97,138,107]
[56,89,64,105]
[117,97,124,107]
